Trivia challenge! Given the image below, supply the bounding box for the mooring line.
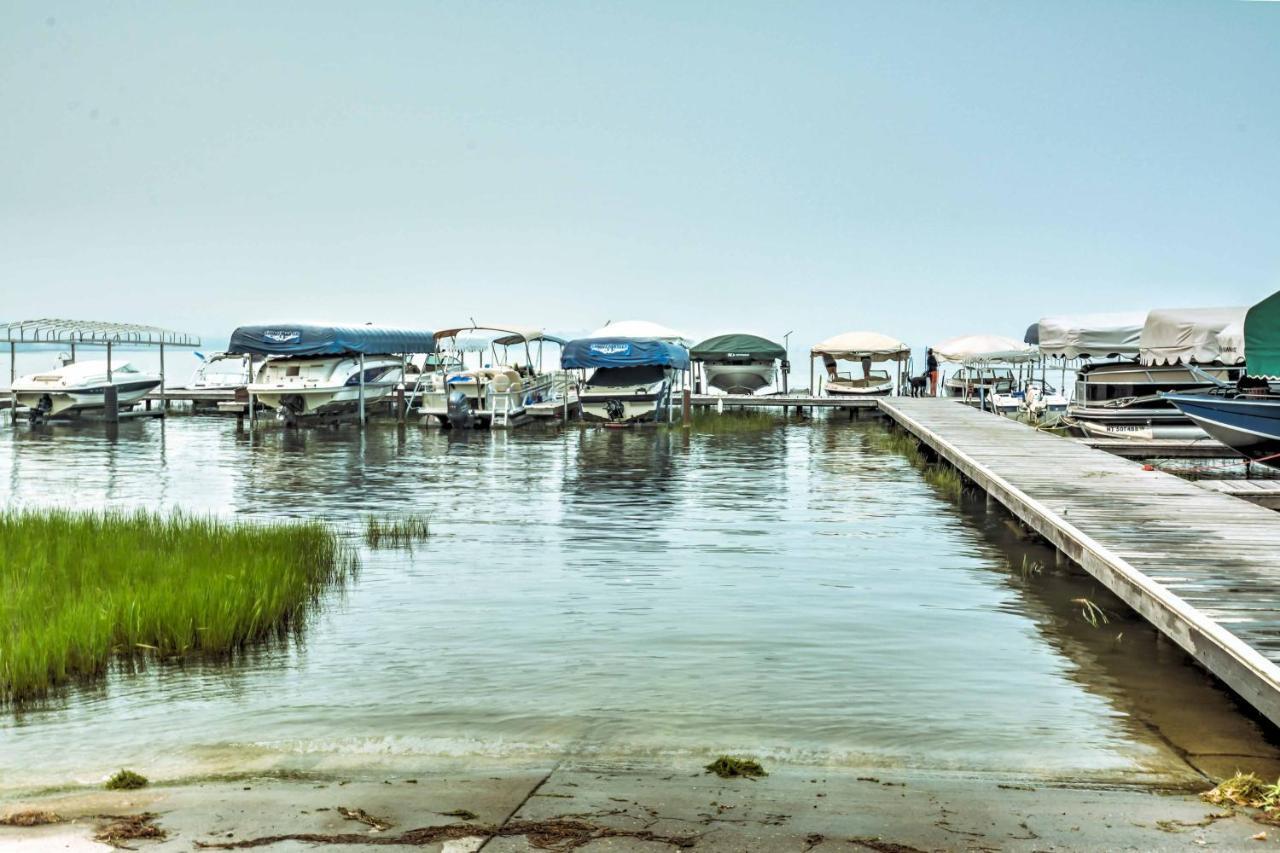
[476,760,562,851]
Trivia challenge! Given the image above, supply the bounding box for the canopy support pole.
[8,342,15,429]
[358,353,366,426]
[159,342,167,412]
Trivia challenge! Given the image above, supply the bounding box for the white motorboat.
[810,331,910,397]
[11,359,161,420]
[247,354,405,418]
[933,334,1037,408]
[415,325,570,428]
[229,323,437,423]
[178,351,254,392]
[690,333,786,395]
[563,336,689,423]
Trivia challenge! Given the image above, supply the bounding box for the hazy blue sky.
[2,1,1277,361]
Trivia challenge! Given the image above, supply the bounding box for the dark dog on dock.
[907,375,928,397]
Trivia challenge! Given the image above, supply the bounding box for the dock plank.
[877,396,1280,727]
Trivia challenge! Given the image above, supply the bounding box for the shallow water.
[1,414,1277,791]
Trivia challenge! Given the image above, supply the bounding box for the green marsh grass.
[0,509,351,704]
[671,410,784,434]
[363,514,430,548]
[867,424,968,499]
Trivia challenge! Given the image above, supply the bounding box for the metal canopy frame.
[1,319,200,347]
[4,319,201,426]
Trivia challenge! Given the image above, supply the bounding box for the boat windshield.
[586,365,665,387]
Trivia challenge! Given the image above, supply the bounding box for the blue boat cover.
[561,337,690,370]
[227,324,436,356]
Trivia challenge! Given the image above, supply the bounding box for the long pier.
[878,396,1280,728]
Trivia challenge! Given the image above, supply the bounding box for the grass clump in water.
[705,755,768,779]
[364,514,430,548]
[0,509,351,704]
[672,410,783,434]
[104,769,148,790]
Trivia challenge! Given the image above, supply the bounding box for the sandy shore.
[3,759,1278,851]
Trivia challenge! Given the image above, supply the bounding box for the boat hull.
[13,379,161,416]
[702,363,774,394]
[1165,394,1280,465]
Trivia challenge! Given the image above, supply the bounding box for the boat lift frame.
[3,319,201,426]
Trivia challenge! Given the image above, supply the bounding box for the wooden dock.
[691,393,879,409]
[1195,479,1280,510]
[877,396,1280,728]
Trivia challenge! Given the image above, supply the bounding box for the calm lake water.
[2,413,1277,792]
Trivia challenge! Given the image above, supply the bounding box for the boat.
[415,325,570,428]
[177,351,255,392]
[230,323,435,422]
[690,333,786,394]
[1042,309,1245,439]
[933,334,1037,407]
[810,331,910,396]
[11,359,162,421]
[562,336,689,423]
[1165,290,1280,466]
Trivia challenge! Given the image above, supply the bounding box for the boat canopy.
[811,331,910,362]
[562,337,690,370]
[586,320,688,343]
[933,334,1036,364]
[1218,321,1245,366]
[1138,306,1246,366]
[1246,289,1280,379]
[1036,312,1145,359]
[435,325,568,352]
[227,323,436,356]
[690,333,785,363]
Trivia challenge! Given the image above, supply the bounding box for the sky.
[2,1,1278,370]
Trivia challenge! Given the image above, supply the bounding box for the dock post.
[397,385,406,424]
[106,341,112,382]
[8,342,14,429]
[358,353,366,426]
[104,384,119,423]
[246,354,255,432]
[159,342,166,413]
[682,367,691,425]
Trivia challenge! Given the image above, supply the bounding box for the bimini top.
[1246,289,1280,379]
[227,323,436,357]
[1036,312,1145,359]
[690,333,786,363]
[586,320,688,343]
[562,337,690,370]
[434,325,568,352]
[1139,306,1246,366]
[811,331,910,362]
[933,334,1036,364]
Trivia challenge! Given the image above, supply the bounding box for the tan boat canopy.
[811,331,910,362]
[1138,306,1246,366]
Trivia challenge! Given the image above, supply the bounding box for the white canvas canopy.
[586,320,689,343]
[1036,312,1145,359]
[811,331,910,362]
[932,334,1036,364]
[1218,320,1246,365]
[1139,306,1246,366]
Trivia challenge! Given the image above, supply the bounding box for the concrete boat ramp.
[878,396,1280,730]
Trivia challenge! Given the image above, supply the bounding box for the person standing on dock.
[926,348,939,396]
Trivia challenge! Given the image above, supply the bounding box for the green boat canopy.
[1246,289,1280,378]
[690,333,786,363]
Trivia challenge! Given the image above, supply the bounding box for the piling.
[104,384,119,423]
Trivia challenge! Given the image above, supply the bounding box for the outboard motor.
[604,398,626,422]
[446,390,475,429]
[27,394,52,425]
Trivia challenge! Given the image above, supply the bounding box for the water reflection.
[1,415,1277,791]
